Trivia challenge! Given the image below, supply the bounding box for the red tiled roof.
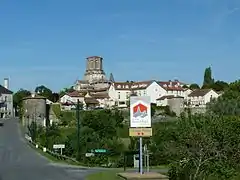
[157,95,184,100]
[158,80,184,91]
[90,92,109,99]
[84,97,99,104]
[188,89,212,97]
[157,95,175,100]
[66,91,84,97]
[113,81,154,90]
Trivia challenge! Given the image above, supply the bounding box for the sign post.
[130,96,152,175]
[53,144,65,155]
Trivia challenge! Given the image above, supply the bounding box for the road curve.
[0,118,94,180]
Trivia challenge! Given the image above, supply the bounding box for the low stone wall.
[180,107,206,115]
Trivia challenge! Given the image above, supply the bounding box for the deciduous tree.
[35,85,53,101]
[13,89,31,116]
[189,83,200,90]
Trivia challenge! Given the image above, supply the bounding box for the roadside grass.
[28,142,85,166]
[86,170,122,180]
[86,165,169,180]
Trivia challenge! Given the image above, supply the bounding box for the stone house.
[0,78,14,118]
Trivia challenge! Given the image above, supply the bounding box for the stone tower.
[83,56,107,83]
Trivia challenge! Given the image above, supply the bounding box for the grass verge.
[28,142,85,166]
[86,170,122,180]
[86,165,169,180]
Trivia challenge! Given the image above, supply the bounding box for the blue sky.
[0,0,240,92]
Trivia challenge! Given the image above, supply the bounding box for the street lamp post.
[76,99,80,159]
[66,99,81,159]
[34,105,37,141]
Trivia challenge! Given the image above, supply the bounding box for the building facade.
[0,78,14,118]
[108,80,167,107]
[108,80,186,108]
[74,56,113,92]
[187,89,219,107]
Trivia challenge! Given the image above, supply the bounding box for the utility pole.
[34,106,37,141]
[45,104,50,148]
[76,99,80,159]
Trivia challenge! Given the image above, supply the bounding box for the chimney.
[4,78,9,89]
[169,80,172,87]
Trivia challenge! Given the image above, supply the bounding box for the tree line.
[13,85,75,117]
[28,108,127,167]
[149,79,240,179]
[184,67,229,92]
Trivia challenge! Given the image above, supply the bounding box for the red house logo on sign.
[133,103,148,118]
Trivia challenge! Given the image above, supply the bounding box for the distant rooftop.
[0,85,13,94]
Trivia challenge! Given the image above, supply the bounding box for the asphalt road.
[0,118,96,180]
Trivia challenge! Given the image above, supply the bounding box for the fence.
[24,134,79,164]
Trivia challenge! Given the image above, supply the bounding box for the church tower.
[83,56,107,83]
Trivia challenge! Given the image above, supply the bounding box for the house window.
[118,92,121,99]
[4,96,7,102]
[119,101,125,105]
[126,92,129,99]
[139,91,141,96]
[144,90,146,96]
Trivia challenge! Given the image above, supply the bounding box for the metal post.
[60,148,63,155]
[147,152,149,172]
[123,153,126,171]
[144,151,146,171]
[143,144,147,172]
[76,99,80,158]
[139,137,143,174]
[34,106,37,141]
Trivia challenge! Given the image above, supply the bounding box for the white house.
[108,82,131,108]
[60,91,84,110]
[108,80,166,107]
[183,88,193,99]
[108,80,187,108]
[187,89,219,107]
[156,95,175,106]
[157,80,185,97]
[89,92,114,108]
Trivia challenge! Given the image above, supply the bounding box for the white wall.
[146,81,166,104]
[60,95,84,104]
[108,85,117,100]
[187,90,219,107]
[156,99,168,106]
[166,90,184,97]
[108,84,130,107]
[183,89,192,99]
[204,90,219,104]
